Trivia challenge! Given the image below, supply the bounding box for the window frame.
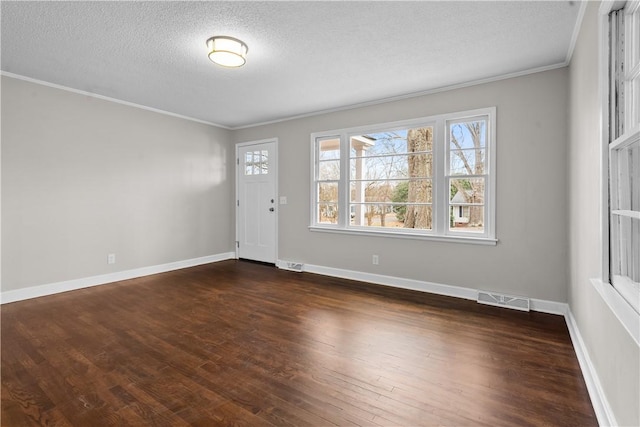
[596,0,640,341]
[309,107,497,245]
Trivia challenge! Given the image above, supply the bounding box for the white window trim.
[309,107,497,245]
[596,0,640,339]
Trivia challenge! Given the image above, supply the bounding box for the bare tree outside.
[404,127,433,229]
[354,134,405,226]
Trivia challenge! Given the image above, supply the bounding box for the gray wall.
[1,76,235,291]
[568,2,639,426]
[234,68,569,302]
[2,61,570,304]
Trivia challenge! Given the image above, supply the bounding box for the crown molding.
[0,71,231,130]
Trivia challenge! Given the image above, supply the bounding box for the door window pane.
[244,150,269,175]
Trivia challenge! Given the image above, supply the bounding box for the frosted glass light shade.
[207,36,248,67]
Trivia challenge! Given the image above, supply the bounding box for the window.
[607,1,640,313]
[447,118,489,234]
[349,126,434,231]
[311,108,496,244]
[316,136,340,223]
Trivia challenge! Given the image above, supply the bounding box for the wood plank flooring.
[1,260,597,426]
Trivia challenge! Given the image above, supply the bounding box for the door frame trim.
[235,138,279,262]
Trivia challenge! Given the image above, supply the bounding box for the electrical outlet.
[108,253,116,264]
[372,254,379,265]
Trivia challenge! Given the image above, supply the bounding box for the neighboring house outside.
[451,190,470,227]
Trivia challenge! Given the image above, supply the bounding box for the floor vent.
[281,262,304,272]
[477,291,530,312]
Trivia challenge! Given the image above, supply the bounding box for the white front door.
[236,140,277,263]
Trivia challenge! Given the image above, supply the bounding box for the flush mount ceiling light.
[206,36,248,68]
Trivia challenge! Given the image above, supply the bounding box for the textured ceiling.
[1,1,582,129]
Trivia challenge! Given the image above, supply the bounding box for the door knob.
[269,207,275,212]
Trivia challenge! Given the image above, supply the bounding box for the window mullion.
[612,210,640,219]
[433,119,446,235]
[339,133,349,228]
[626,4,639,129]
[487,110,497,238]
[311,137,318,226]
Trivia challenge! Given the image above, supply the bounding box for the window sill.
[308,225,498,246]
[591,278,640,346]
[612,275,640,314]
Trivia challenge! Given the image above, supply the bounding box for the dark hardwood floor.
[2,260,597,426]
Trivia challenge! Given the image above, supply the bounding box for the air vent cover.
[280,262,303,272]
[477,291,530,311]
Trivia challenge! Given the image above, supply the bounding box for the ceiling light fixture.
[206,36,248,68]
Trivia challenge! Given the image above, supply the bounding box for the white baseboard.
[565,310,617,427]
[302,262,478,300]
[0,252,236,304]
[280,260,567,315]
[530,298,569,316]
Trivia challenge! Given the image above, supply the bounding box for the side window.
[314,136,340,224]
[447,117,488,234]
[608,1,640,313]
